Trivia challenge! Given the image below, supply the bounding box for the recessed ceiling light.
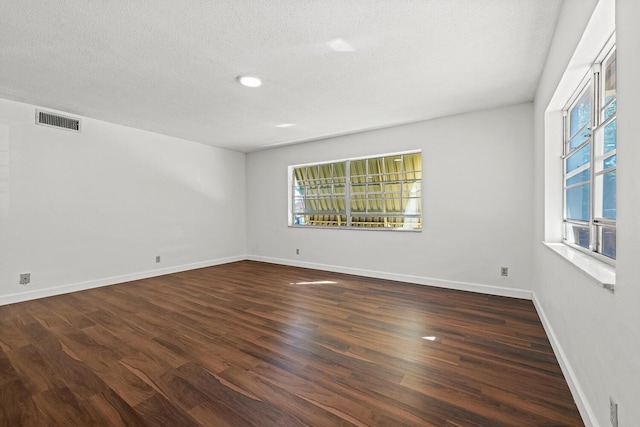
[328,38,355,52]
[237,75,262,88]
[276,123,295,128]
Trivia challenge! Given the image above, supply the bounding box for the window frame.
[561,41,616,265]
[289,150,422,231]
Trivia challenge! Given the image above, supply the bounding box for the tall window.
[290,152,422,230]
[563,45,616,260]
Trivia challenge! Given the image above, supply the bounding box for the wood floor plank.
[1,379,51,427]
[217,364,362,427]
[0,260,583,425]
[86,388,149,427]
[133,393,200,427]
[31,385,100,426]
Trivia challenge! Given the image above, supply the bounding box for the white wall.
[247,103,533,298]
[616,0,640,422]
[0,98,246,305]
[533,0,640,425]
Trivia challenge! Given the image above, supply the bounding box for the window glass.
[565,184,590,221]
[367,158,381,176]
[603,119,616,154]
[350,159,366,180]
[603,155,616,169]
[603,51,617,119]
[562,47,616,260]
[569,89,591,149]
[292,152,421,230]
[600,226,616,258]
[564,223,590,249]
[604,100,616,121]
[566,169,590,186]
[565,144,590,173]
[601,170,616,219]
[292,161,347,227]
[402,198,421,215]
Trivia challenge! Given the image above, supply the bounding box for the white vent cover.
[35,109,81,132]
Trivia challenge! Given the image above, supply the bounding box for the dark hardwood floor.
[0,261,583,426]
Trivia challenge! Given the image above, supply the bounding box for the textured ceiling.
[0,1,562,152]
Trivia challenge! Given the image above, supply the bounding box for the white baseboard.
[247,255,532,300]
[532,293,596,427]
[1,253,531,304]
[0,255,245,306]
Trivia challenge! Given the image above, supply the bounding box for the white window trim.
[543,0,616,289]
[561,41,616,266]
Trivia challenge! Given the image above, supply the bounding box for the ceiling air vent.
[35,109,81,132]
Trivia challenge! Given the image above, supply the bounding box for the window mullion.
[562,110,568,157]
[562,110,568,242]
[346,160,352,227]
[589,65,599,252]
[561,43,616,261]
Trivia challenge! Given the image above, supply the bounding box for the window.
[562,45,616,260]
[290,152,422,230]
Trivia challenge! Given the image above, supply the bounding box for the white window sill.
[542,242,616,292]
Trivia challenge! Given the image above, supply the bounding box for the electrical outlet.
[155,256,161,263]
[19,273,30,285]
[500,267,509,277]
[610,396,618,427]
[296,249,300,255]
